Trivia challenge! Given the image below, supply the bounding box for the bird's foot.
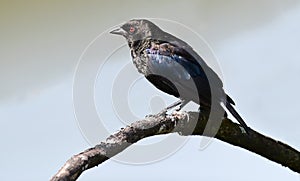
[146,100,188,119]
[172,110,189,122]
[146,108,168,118]
[175,105,183,112]
[171,110,190,135]
[165,100,183,110]
[158,108,168,117]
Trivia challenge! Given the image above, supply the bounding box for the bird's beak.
[110,27,126,36]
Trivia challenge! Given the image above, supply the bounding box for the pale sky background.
[1,1,300,180]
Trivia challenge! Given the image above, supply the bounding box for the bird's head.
[110,19,162,43]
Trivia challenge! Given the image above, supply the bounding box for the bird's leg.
[147,99,188,118]
[155,99,184,117]
[176,99,189,111]
[165,99,183,110]
[155,100,182,117]
[165,99,189,111]
[146,100,180,118]
[162,99,189,113]
[172,100,190,127]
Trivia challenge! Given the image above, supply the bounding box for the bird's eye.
[129,26,135,33]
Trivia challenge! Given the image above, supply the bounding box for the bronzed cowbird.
[110,19,250,133]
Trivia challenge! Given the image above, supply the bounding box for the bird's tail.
[225,96,250,134]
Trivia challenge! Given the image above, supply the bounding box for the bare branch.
[50,111,300,181]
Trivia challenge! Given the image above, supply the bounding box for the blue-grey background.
[1,1,300,180]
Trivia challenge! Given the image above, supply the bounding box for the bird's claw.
[175,106,181,112]
[146,108,168,118]
[172,110,189,121]
[158,108,168,116]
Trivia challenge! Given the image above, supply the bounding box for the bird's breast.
[131,51,150,75]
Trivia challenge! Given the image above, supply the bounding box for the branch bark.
[50,111,300,181]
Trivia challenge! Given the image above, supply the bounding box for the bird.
[110,19,250,133]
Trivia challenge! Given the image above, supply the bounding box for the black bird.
[110,19,250,133]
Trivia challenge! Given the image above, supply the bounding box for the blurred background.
[1,0,300,180]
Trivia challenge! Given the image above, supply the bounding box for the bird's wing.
[145,74,180,98]
[145,44,207,79]
[158,32,224,89]
[145,42,216,104]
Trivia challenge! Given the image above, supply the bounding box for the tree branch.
[50,111,300,181]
